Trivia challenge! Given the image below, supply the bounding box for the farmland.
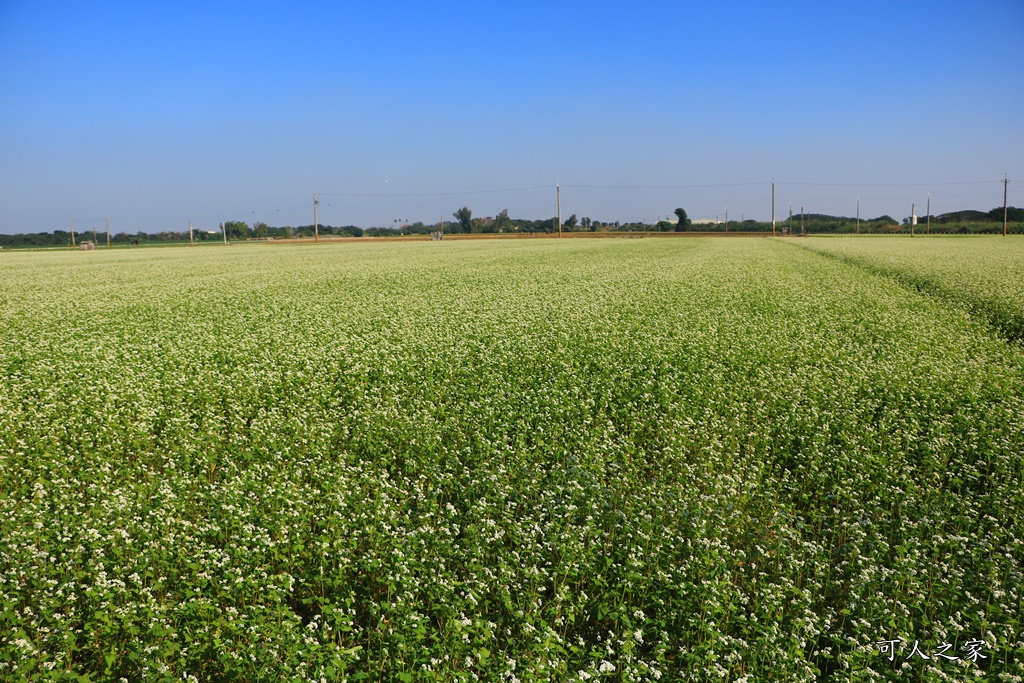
[797,236,1024,343]
[1,237,1022,682]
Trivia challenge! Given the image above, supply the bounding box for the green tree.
[453,207,473,233]
[495,209,511,231]
[674,208,690,231]
[564,214,578,230]
[224,221,250,240]
[988,206,1024,222]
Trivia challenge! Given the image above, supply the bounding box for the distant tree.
[453,207,473,233]
[254,221,269,238]
[495,209,511,231]
[223,221,250,240]
[580,216,592,231]
[674,208,691,231]
[934,210,987,224]
[564,214,578,230]
[988,206,1024,222]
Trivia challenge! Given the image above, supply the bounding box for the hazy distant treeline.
[2,207,1021,247]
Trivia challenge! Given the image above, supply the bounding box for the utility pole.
[926,194,931,235]
[725,207,728,232]
[771,179,776,237]
[911,203,915,238]
[92,225,98,244]
[440,215,444,234]
[106,215,111,249]
[189,219,194,247]
[313,192,320,242]
[800,206,805,236]
[556,182,562,238]
[788,203,793,236]
[1004,175,1010,236]
[856,197,860,234]
[222,222,227,244]
[70,219,76,249]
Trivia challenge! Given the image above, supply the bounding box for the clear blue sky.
[1,0,1022,233]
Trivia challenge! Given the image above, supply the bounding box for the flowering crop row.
[0,238,1021,682]
[797,235,1024,342]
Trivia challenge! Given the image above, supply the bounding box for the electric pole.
[70,219,76,249]
[189,219,194,247]
[313,192,320,242]
[222,222,227,244]
[1004,175,1010,237]
[106,215,111,249]
[800,206,805,236]
[771,179,776,237]
[725,207,728,232]
[556,182,562,238]
[926,194,931,235]
[911,203,915,238]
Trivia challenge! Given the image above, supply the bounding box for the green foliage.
[453,207,473,233]
[222,220,250,240]
[0,239,1022,681]
[993,206,1024,222]
[495,209,511,231]
[674,207,690,231]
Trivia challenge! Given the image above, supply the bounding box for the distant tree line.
[3,206,1021,248]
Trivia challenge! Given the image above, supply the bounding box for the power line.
[779,180,1000,188]
[564,182,765,190]
[317,185,550,198]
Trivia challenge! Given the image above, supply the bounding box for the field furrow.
[794,236,1024,343]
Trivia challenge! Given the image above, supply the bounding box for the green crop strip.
[792,236,1024,345]
[0,238,1021,682]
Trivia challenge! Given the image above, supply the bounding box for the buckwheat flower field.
[799,236,1024,343]
[1,237,1022,682]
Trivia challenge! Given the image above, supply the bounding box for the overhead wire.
[316,185,551,198]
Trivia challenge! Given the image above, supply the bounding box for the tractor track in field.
[782,238,1024,346]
